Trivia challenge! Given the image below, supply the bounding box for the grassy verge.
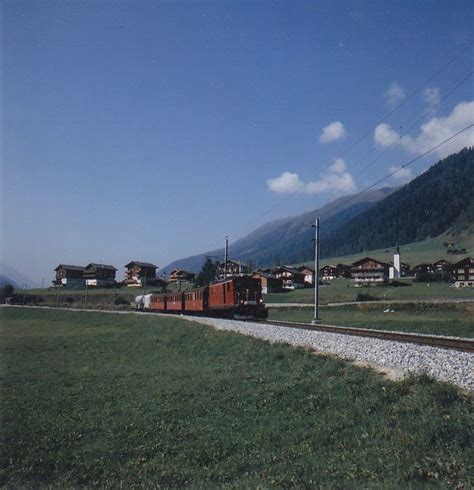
[1,307,472,487]
[268,304,474,338]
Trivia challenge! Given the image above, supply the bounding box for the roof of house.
[54,264,85,272]
[352,257,390,268]
[298,265,315,272]
[413,263,434,269]
[170,269,195,275]
[225,259,250,267]
[84,263,117,271]
[125,261,158,269]
[453,257,473,268]
[274,265,305,275]
[253,271,279,280]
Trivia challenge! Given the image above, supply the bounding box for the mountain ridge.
[162,187,395,273]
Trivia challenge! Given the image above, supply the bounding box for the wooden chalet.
[252,271,283,294]
[220,260,251,278]
[83,263,117,287]
[351,258,390,286]
[298,265,315,285]
[433,259,453,281]
[413,263,435,281]
[168,269,196,283]
[335,263,352,279]
[273,266,306,290]
[53,264,85,288]
[452,257,474,287]
[320,265,337,281]
[124,261,158,286]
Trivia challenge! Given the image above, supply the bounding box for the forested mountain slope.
[321,147,474,257]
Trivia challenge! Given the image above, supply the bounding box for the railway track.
[254,319,474,353]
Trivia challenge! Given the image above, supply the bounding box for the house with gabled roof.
[273,266,306,290]
[53,264,85,288]
[124,261,158,286]
[351,257,390,286]
[83,263,117,287]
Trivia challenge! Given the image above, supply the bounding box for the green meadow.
[1,307,472,487]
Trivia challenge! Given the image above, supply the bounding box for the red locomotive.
[135,277,268,319]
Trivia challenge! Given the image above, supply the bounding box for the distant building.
[83,263,117,287]
[320,265,337,281]
[53,264,85,288]
[453,257,474,287]
[298,265,315,285]
[168,269,196,283]
[124,261,158,286]
[220,260,251,278]
[351,258,390,285]
[413,263,435,282]
[252,271,283,294]
[335,263,352,279]
[273,266,306,290]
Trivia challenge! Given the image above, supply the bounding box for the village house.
[83,263,117,287]
[252,271,283,294]
[273,266,306,290]
[351,257,390,286]
[413,263,435,282]
[124,261,158,286]
[433,259,453,281]
[335,263,352,278]
[452,257,474,287]
[320,265,337,281]
[298,265,315,285]
[168,269,196,283]
[53,264,85,288]
[220,260,252,278]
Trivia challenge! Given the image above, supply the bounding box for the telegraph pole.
[84,282,88,307]
[312,217,321,324]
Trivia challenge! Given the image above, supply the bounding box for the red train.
[135,277,268,319]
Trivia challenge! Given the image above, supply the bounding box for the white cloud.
[374,100,474,159]
[422,87,441,112]
[319,121,346,143]
[385,82,406,107]
[389,165,413,182]
[267,158,356,195]
[267,172,303,193]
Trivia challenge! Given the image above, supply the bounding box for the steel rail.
[255,319,474,353]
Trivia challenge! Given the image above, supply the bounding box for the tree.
[195,259,220,287]
[2,283,14,298]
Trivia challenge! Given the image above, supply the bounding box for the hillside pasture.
[264,279,474,304]
[1,307,473,487]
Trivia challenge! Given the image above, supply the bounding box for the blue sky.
[2,0,473,285]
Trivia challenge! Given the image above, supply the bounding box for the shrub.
[356,293,379,302]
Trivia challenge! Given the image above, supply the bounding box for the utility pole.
[312,217,321,324]
[84,282,88,307]
[224,235,229,279]
[55,284,60,307]
[23,284,27,305]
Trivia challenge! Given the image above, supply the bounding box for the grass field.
[264,279,474,304]
[1,307,473,487]
[268,304,474,338]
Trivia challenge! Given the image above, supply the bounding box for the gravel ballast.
[180,316,474,392]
